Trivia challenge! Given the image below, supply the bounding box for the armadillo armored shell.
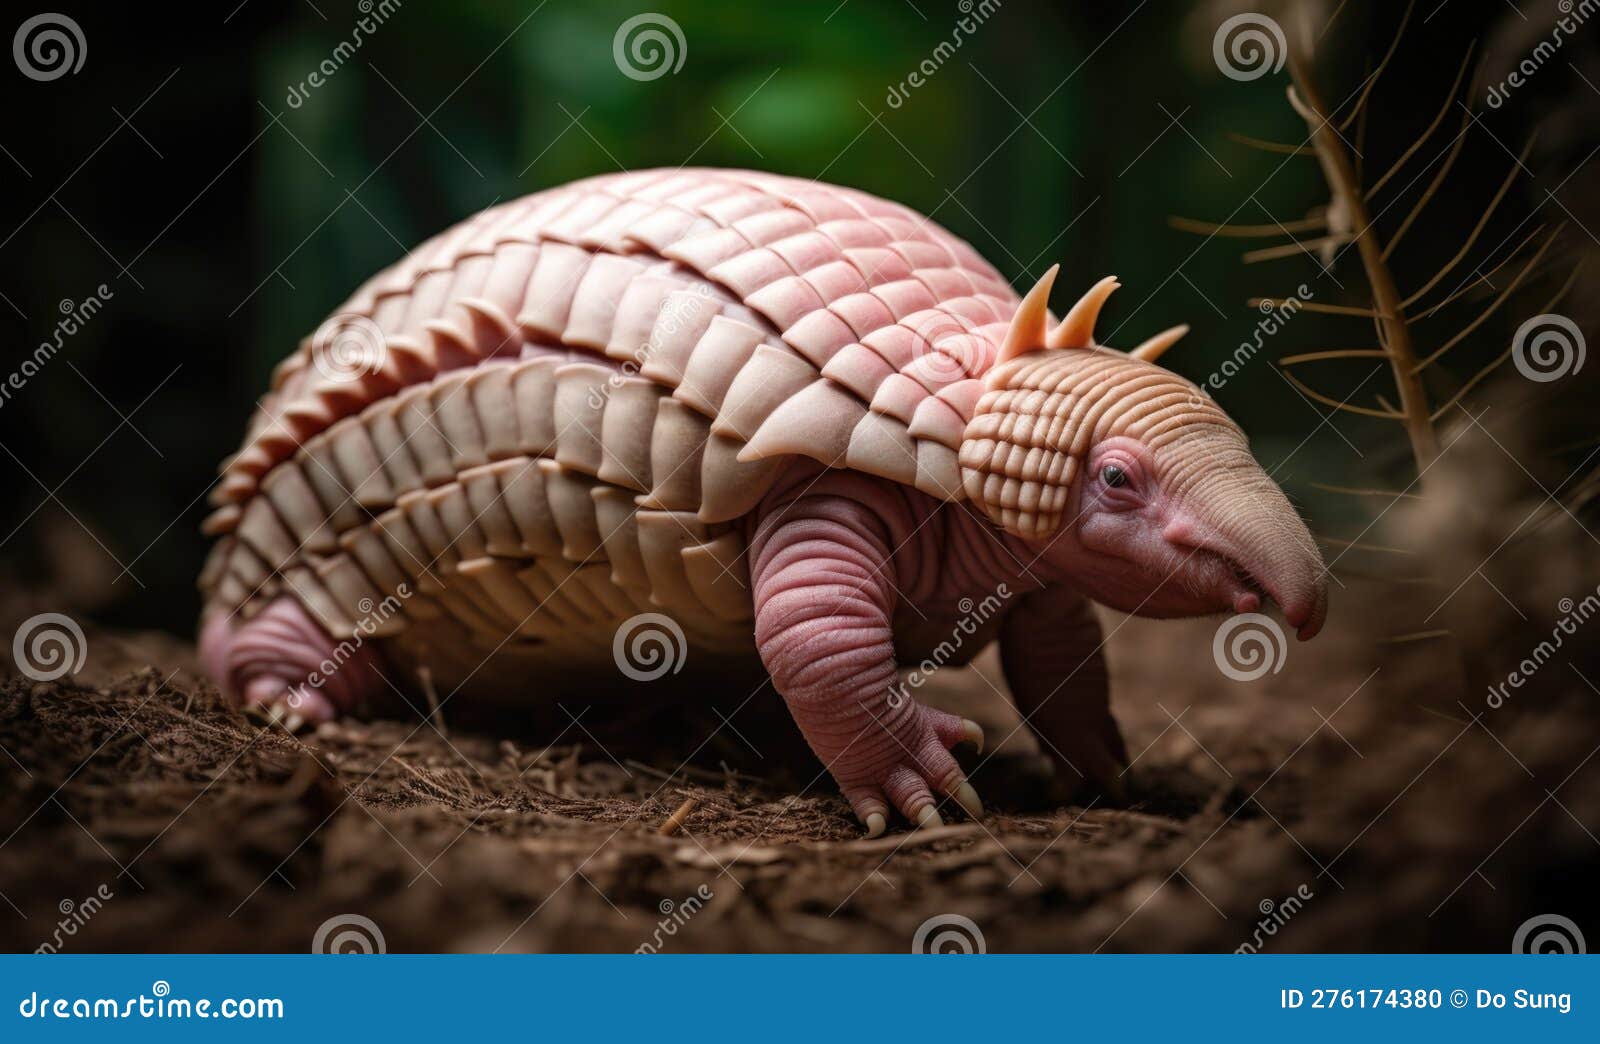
[198,168,1020,687]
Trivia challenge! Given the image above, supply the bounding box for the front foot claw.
[835,705,987,837]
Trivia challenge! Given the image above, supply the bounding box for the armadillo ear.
[996,263,1060,365]
[1047,276,1120,349]
[1129,324,1189,363]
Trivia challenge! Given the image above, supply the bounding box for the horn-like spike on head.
[1047,275,1120,349]
[996,263,1060,365]
[1129,323,1190,363]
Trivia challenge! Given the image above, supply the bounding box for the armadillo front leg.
[750,484,984,838]
[999,585,1128,800]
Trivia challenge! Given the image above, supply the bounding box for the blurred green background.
[0,0,1585,633]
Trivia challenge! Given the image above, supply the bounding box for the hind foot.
[199,597,383,726]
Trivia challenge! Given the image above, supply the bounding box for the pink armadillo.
[198,168,1327,837]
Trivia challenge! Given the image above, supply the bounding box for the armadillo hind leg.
[200,597,382,724]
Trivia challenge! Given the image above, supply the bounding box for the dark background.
[0,0,1591,636]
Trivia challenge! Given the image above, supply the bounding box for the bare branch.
[1366,44,1476,199]
[1279,366,1406,419]
[1415,224,1565,371]
[1280,348,1390,364]
[1382,108,1474,260]
[1400,136,1538,310]
[1419,223,1546,318]
[1243,234,1353,263]
[1319,0,1352,42]
[1170,214,1326,237]
[1226,132,1315,156]
[1250,297,1389,318]
[1427,262,1582,421]
[1338,0,1414,131]
[1287,40,1438,467]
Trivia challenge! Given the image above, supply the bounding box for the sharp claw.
[950,780,984,820]
[960,718,985,753]
[864,812,887,839]
[915,805,943,829]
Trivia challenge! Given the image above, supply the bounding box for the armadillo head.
[960,267,1328,640]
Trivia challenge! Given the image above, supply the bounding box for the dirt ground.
[0,423,1596,954]
[3,569,1596,954]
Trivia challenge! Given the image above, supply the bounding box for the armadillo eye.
[1101,465,1128,488]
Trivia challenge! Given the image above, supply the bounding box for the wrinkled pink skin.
[746,451,1324,831]
[204,435,1325,831]
[200,599,378,724]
